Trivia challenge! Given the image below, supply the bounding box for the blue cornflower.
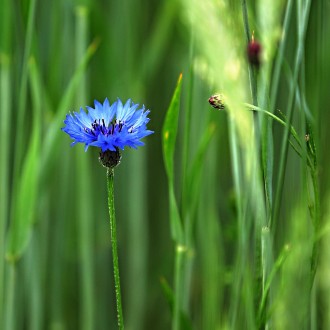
[62,98,154,153]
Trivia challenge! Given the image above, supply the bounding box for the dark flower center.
[84,119,124,137]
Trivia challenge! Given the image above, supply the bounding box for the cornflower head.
[62,98,154,167]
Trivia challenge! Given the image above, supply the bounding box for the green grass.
[1,0,330,329]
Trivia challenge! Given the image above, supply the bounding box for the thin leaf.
[160,277,193,330]
[162,74,183,242]
[257,243,291,326]
[6,58,42,261]
[187,123,216,219]
[40,38,100,179]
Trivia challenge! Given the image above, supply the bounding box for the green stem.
[241,1,264,326]
[241,0,259,111]
[241,0,260,157]
[310,169,320,289]
[75,6,95,330]
[272,0,312,228]
[257,242,290,324]
[0,0,12,324]
[0,55,11,328]
[107,168,124,330]
[182,31,194,219]
[181,30,194,314]
[269,0,293,110]
[173,245,184,330]
[4,263,15,330]
[12,0,37,183]
[244,104,301,145]
[245,103,315,169]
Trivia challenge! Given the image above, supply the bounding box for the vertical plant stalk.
[241,0,265,323]
[4,263,15,330]
[0,5,12,327]
[310,166,320,288]
[308,0,321,295]
[12,0,37,182]
[107,168,124,330]
[241,0,258,108]
[272,0,311,228]
[181,31,194,313]
[162,74,184,330]
[172,244,185,330]
[0,55,11,328]
[75,6,95,330]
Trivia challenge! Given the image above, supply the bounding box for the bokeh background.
[1,0,330,329]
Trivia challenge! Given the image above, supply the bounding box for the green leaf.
[162,73,182,180]
[162,74,183,243]
[187,123,215,217]
[6,58,42,261]
[40,38,100,179]
[262,118,274,215]
[160,277,193,330]
[257,243,291,327]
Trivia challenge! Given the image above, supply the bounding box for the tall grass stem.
[181,31,194,312]
[272,0,312,227]
[75,6,95,330]
[12,0,37,180]
[0,55,11,327]
[241,0,258,107]
[269,0,294,112]
[173,246,184,330]
[4,263,15,330]
[241,0,265,323]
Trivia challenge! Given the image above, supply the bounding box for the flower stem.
[107,168,124,330]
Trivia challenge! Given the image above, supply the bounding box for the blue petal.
[62,97,154,152]
[115,98,124,121]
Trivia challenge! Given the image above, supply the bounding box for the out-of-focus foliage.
[1,0,330,329]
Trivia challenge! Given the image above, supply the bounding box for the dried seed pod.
[208,94,225,110]
[247,39,262,68]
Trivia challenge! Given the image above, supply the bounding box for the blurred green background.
[1,0,330,329]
